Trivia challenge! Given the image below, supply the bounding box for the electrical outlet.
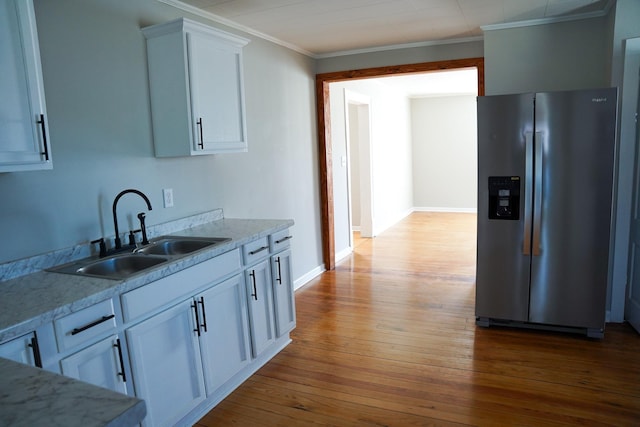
[163,188,174,208]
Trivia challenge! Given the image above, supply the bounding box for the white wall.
[0,0,322,285]
[411,95,477,211]
[330,80,414,255]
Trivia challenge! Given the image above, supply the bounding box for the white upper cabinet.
[142,18,249,157]
[0,0,52,172]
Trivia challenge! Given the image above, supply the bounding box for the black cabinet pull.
[114,339,127,382]
[196,118,204,149]
[191,301,201,336]
[275,236,292,244]
[275,257,282,285]
[249,246,269,255]
[198,297,208,333]
[28,335,43,368]
[36,114,49,161]
[250,271,258,300]
[71,314,115,336]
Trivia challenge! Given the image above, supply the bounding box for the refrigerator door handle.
[523,131,534,255]
[532,132,544,256]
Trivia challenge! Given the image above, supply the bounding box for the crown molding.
[481,0,614,32]
[155,0,315,57]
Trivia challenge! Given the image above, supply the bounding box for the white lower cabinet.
[60,335,128,395]
[271,249,296,337]
[126,300,206,427]
[198,274,252,394]
[245,259,276,358]
[0,332,41,367]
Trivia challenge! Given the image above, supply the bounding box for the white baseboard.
[335,246,353,263]
[294,264,325,291]
[351,226,361,232]
[413,206,478,213]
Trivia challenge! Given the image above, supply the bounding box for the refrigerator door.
[476,94,534,322]
[529,88,617,330]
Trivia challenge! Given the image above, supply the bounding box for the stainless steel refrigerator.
[475,88,617,338]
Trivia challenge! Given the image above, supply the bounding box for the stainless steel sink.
[48,236,231,280]
[49,254,168,280]
[135,236,231,256]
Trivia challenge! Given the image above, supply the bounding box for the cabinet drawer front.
[54,299,116,352]
[242,237,269,265]
[121,249,241,323]
[269,229,292,253]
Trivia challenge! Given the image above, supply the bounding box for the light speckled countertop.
[0,357,146,427]
[0,216,293,427]
[0,217,293,342]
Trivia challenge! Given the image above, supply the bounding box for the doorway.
[315,58,485,270]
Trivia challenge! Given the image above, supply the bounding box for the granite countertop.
[0,357,146,427]
[0,215,293,427]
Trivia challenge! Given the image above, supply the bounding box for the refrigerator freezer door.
[529,89,617,330]
[476,94,534,322]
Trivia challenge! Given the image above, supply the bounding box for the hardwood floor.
[196,212,640,426]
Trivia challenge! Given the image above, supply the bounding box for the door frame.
[315,57,485,270]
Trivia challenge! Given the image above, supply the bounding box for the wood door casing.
[315,57,485,270]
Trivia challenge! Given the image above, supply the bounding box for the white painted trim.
[481,0,613,32]
[315,36,484,59]
[335,247,353,264]
[155,0,314,57]
[293,265,325,291]
[414,207,478,214]
[351,226,361,232]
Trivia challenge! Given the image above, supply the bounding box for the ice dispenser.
[488,176,520,220]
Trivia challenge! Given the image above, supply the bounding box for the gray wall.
[484,16,609,94]
[0,0,322,284]
[411,95,477,210]
[316,40,484,74]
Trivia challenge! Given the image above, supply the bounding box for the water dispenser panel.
[488,176,520,220]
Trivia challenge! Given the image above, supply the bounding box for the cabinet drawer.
[121,249,241,322]
[54,299,116,352]
[269,229,292,253]
[242,237,269,265]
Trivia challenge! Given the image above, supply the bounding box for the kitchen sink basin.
[49,254,168,280]
[135,236,231,256]
[48,236,231,280]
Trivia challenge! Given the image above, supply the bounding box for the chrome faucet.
[112,189,152,249]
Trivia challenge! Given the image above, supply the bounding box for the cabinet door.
[197,274,251,395]
[0,0,51,172]
[126,300,205,427]
[60,335,128,395]
[271,249,297,337]
[245,260,276,358]
[187,30,247,153]
[0,332,39,367]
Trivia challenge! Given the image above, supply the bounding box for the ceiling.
[171,0,609,56]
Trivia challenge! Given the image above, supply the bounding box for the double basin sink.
[49,236,230,280]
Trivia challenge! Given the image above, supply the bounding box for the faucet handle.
[91,238,107,258]
[128,229,141,246]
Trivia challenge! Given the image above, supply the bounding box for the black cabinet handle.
[28,335,43,368]
[198,297,208,333]
[191,301,201,336]
[275,257,282,285]
[275,236,292,244]
[71,314,115,336]
[36,114,49,161]
[196,118,204,149]
[114,338,127,382]
[250,271,258,300]
[249,246,269,256]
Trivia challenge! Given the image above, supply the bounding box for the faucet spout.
[112,189,153,249]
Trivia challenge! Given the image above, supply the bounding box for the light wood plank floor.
[197,212,640,426]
